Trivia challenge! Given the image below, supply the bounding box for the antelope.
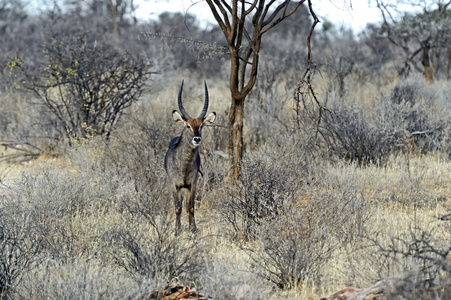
[164,80,216,234]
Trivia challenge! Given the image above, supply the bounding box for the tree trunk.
[107,0,121,41]
[228,97,245,178]
[431,48,440,78]
[422,45,433,84]
[446,45,451,81]
[227,47,253,178]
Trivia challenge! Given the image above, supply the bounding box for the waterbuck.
[164,80,216,234]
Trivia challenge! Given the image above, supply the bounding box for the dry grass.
[318,154,451,294]
[1,74,451,299]
[1,141,450,299]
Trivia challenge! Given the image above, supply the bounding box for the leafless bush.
[104,218,206,283]
[220,157,297,241]
[10,34,153,145]
[93,117,170,198]
[377,77,451,154]
[3,167,111,261]
[321,109,394,166]
[244,177,370,290]
[370,215,451,299]
[305,76,451,166]
[18,258,141,299]
[1,139,209,293]
[246,205,333,290]
[218,154,371,290]
[0,193,44,298]
[100,170,206,284]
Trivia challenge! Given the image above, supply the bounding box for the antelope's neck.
[179,130,198,161]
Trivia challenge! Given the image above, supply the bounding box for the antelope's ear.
[172,110,186,124]
[203,112,216,124]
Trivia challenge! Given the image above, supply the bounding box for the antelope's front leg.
[173,188,183,236]
[187,187,197,233]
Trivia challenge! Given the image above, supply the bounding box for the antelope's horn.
[198,81,209,119]
[178,80,191,119]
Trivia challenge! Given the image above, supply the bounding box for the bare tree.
[106,0,138,39]
[61,0,140,40]
[205,0,316,178]
[376,0,451,83]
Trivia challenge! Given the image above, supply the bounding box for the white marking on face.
[192,136,201,147]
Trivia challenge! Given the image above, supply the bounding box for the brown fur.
[186,118,203,128]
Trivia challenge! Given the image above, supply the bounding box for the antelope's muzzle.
[192,136,202,146]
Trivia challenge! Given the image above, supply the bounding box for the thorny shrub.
[321,108,394,166]
[245,181,370,290]
[1,166,115,262]
[0,200,43,299]
[103,210,206,284]
[377,77,451,154]
[0,139,209,295]
[247,199,333,290]
[220,157,296,241]
[10,34,153,145]
[302,76,451,165]
[219,156,371,290]
[371,212,451,299]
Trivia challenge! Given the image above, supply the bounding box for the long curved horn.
[198,80,209,119]
[178,80,191,119]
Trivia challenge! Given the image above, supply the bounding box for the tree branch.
[261,1,306,35]
[206,0,231,41]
